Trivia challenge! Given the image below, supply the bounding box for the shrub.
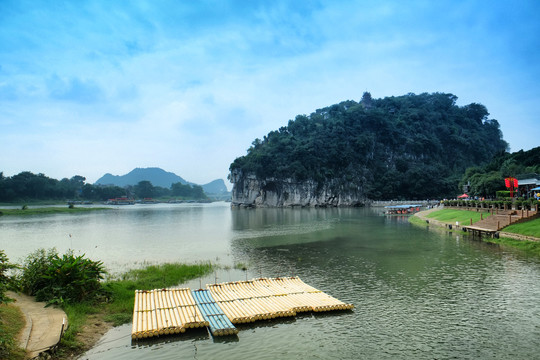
[496,191,510,200]
[19,248,107,305]
[18,248,57,296]
[0,250,17,305]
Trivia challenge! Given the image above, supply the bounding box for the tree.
[134,180,155,199]
[229,92,509,200]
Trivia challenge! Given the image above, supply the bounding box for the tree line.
[0,172,207,202]
[460,146,540,198]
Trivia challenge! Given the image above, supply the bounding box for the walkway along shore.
[7,291,68,359]
[413,207,540,242]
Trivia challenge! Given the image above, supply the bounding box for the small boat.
[384,204,421,215]
[106,197,135,205]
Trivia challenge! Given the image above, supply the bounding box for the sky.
[1,0,539,188]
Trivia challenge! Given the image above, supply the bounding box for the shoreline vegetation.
[2,258,214,360]
[0,206,111,216]
[410,208,540,256]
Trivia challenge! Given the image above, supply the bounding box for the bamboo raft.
[192,289,239,336]
[131,288,208,339]
[132,277,353,340]
[207,277,354,324]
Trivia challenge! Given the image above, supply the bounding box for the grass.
[102,262,214,325]
[483,236,540,257]
[0,303,26,360]
[426,208,491,224]
[0,207,110,216]
[503,217,540,238]
[53,261,214,355]
[412,209,540,257]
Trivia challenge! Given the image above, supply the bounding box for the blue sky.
[1,1,539,187]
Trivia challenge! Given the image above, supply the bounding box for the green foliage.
[0,304,26,360]
[0,172,127,202]
[462,146,540,198]
[426,209,490,224]
[18,248,107,305]
[170,182,207,199]
[0,171,210,202]
[0,251,17,305]
[229,92,508,200]
[103,262,213,325]
[504,217,540,238]
[496,190,510,199]
[0,207,109,216]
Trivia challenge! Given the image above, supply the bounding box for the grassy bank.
[0,303,26,360]
[0,207,110,216]
[59,262,213,353]
[503,217,540,238]
[425,208,491,224]
[411,209,540,256]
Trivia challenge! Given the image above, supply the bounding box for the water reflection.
[2,203,539,359]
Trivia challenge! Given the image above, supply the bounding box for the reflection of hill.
[229,208,511,307]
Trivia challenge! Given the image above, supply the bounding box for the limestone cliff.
[229,170,366,207]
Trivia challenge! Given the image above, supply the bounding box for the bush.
[18,248,57,297]
[18,248,107,305]
[0,250,17,305]
[496,191,510,200]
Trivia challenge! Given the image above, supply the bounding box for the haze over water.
[2,203,539,359]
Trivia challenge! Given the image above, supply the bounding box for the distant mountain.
[201,179,229,194]
[95,167,188,188]
[94,167,230,195]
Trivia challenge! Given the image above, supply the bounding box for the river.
[1,202,539,359]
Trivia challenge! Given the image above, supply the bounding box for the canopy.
[457,193,469,198]
[531,186,540,191]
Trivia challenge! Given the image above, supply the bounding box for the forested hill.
[229,92,508,202]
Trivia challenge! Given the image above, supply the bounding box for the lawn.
[503,217,540,238]
[426,209,491,224]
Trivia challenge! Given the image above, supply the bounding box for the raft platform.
[131,288,208,339]
[131,276,353,340]
[192,289,238,336]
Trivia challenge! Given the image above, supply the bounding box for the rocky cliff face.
[229,170,366,207]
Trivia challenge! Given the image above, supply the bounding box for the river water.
[1,203,539,359]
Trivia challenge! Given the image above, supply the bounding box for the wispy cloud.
[1,0,539,185]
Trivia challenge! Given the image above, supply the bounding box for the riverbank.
[3,262,214,359]
[412,208,540,256]
[0,206,110,216]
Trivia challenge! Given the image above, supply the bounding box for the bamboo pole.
[141,292,148,337]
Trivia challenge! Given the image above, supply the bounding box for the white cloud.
[1,0,539,186]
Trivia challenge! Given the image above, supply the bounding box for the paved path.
[7,291,68,359]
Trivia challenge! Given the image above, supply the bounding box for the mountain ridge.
[95,167,229,194]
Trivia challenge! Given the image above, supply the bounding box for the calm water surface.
[1,203,539,359]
